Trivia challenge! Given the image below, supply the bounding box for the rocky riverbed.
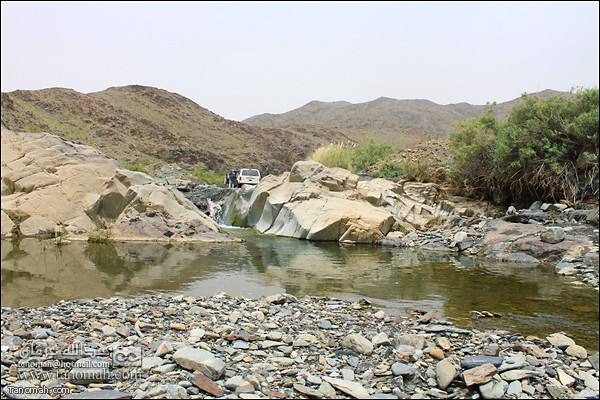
[376,203,600,291]
[1,293,598,399]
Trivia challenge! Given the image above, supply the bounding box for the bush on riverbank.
[309,138,396,175]
[309,143,354,170]
[449,87,599,206]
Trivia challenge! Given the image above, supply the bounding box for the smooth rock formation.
[221,160,487,243]
[1,128,234,242]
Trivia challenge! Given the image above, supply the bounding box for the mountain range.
[1,86,566,174]
[0,85,351,175]
[243,89,566,148]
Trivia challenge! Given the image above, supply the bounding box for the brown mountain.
[0,85,352,176]
[243,89,568,147]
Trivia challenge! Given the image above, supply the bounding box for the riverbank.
[376,205,600,292]
[1,293,598,399]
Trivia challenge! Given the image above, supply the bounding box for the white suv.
[236,168,261,187]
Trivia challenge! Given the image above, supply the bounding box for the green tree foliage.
[449,88,599,205]
[448,107,498,198]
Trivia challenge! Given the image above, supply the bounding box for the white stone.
[579,371,599,391]
[190,328,206,338]
[141,356,165,371]
[342,333,373,355]
[435,360,456,390]
[557,369,576,387]
[323,377,369,399]
[172,347,225,379]
[565,344,588,359]
[371,332,392,348]
[155,341,173,357]
[546,333,575,349]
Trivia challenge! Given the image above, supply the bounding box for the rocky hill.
[243,89,568,148]
[0,86,352,176]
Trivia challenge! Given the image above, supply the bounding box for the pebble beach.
[1,292,598,399]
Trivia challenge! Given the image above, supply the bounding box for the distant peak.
[373,96,395,101]
[536,89,560,95]
[304,99,351,107]
[104,84,158,92]
[448,101,475,106]
[524,89,571,98]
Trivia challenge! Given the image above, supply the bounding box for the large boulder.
[1,128,234,242]
[264,197,395,242]
[222,167,393,243]
[222,160,488,243]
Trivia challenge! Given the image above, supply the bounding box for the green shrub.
[495,88,599,203]
[88,229,113,243]
[403,159,433,182]
[350,139,395,173]
[449,88,599,205]
[310,139,396,174]
[448,108,498,193]
[372,160,405,178]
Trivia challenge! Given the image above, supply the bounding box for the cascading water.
[207,198,223,224]
[182,184,241,228]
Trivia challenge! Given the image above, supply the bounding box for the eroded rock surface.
[221,160,490,243]
[1,127,234,242]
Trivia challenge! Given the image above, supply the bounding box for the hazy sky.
[1,1,598,121]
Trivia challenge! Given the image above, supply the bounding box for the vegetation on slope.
[0,86,352,178]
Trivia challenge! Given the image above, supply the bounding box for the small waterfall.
[183,185,238,227]
[207,198,223,224]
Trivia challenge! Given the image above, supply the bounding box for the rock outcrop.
[221,160,491,243]
[1,127,235,242]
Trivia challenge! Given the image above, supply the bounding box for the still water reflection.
[1,230,598,351]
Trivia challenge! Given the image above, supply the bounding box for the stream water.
[1,228,598,351]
